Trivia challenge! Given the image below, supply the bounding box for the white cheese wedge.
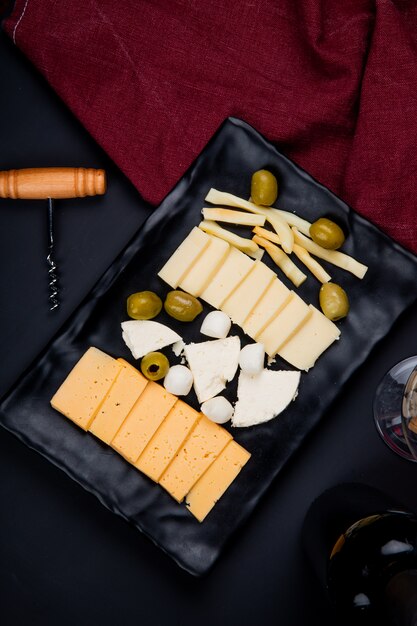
[200,246,254,309]
[121,321,182,360]
[179,235,230,297]
[222,260,276,327]
[278,305,340,370]
[232,369,301,427]
[184,336,241,403]
[157,227,210,288]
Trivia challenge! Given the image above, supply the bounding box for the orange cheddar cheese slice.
[50,347,122,430]
[185,440,251,522]
[111,382,177,463]
[135,400,201,481]
[88,359,148,444]
[159,414,232,502]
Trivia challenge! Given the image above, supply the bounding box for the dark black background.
[1,29,417,626]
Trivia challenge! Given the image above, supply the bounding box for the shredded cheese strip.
[271,209,312,236]
[292,227,368,279]
[253,226,331,283]
[252,234,307,287]
[199,220,259,255]
[202,207,266,226]
[292,244,331,283]
[205,188,294,253]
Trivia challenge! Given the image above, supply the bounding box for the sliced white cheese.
[256,292,312,356]
[157,227,210,288]
[222,260,276,327]
[183,336,241,403]
[278,305,340,370]
[200,246,254,309]
[179,235,230,297]
[243,277,291,339]
[232,369,300,427]
[121,320,182,360]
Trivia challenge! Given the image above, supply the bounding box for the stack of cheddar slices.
[50,347,251,522]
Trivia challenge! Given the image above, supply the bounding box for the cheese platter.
[1,118,417,575]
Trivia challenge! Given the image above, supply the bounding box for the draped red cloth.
[4,0,417,252]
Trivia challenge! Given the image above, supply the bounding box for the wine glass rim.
[373,356,417,462]
[401,363,417,461]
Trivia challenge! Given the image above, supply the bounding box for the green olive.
[251,170,278,206]
[319,282,349,321]
[126,291,162,320]
[140,352,170,381]
[164,290,203,322]
[309,218,345,250]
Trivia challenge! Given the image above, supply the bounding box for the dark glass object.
[303,483,417,625]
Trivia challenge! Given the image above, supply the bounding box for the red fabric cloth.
[4,0,417,252]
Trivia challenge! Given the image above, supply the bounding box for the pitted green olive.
[319,282,349,321]
[164,290,203,322]
[310,218,345,250]
[251,170,278,206]
[127,291,162,320]
[140,352,169,381]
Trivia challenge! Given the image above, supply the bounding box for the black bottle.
[302,483,417,626]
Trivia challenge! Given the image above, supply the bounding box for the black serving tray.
[1,118,417,576]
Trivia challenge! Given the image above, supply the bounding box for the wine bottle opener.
[0,167,106,310]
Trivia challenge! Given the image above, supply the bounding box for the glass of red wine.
[373,356,417,461]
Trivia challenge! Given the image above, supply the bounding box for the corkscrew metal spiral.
[0,167,106,312]
[47,197,59,311]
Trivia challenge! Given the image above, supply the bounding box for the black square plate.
[1,118,417,576]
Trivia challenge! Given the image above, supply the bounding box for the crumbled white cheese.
[267,354,277,367]
[183,336,240,403]
[121,320,181,360]
[172,340,185,357]
[232,369,300,427]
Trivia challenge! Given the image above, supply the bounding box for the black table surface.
[1,31,417,626]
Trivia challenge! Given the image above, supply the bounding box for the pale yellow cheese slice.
[185,440,251,522]
[179,235,230,297]
[243,277,291,339]
[50,347,122,431]
[221,261,276,327]
[257,292,312,356]
[159,414,232,502]
[200,246,254,309]
[135,400,201,481]
[278,304,341,370]
[157,227,210,288]
[111,382,177,463]
[88,359,148,444]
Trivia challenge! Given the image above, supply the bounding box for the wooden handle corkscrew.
[0,166,107,311]
[0,167,106,199]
